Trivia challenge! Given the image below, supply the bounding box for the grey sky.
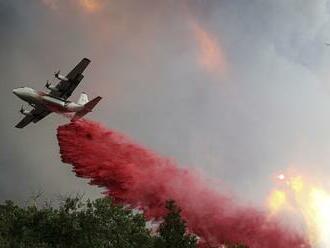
[2,0,330,209]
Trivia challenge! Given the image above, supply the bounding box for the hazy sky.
[2,0,330,206]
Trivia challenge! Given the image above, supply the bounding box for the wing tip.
[83,58,91,63]
[15,123,24,129]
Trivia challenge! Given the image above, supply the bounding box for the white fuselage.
[13,87,84,112]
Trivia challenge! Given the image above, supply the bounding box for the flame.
[308,188,330,247]
[268,189,287,215]
[268,174,330,247]
[191,21,227,77]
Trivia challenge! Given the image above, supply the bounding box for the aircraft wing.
[15,106,51,129]
[49,58,91,100]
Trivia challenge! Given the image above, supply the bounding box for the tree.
[154,200,197,248]
[0,197,153,248]
[0,197,247,248]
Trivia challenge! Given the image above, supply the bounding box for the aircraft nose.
[13,88,25,97]
[13,88,19,96]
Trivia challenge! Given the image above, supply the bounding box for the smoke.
[191,20,228,78]
[57,119,309,247]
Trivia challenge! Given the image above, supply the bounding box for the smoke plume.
[57,119,309,247]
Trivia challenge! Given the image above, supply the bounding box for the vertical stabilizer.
[77,92,89,105]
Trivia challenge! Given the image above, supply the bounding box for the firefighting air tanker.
[13,58,101,128]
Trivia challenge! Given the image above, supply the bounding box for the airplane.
[13,58,102,128]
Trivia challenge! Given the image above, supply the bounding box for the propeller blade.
[45,80,49,87]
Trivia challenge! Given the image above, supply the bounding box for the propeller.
[54,69,68,81]
[19,105,24,114]
[45,80,50,88]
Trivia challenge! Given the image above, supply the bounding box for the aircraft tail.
[72,96,102,121]
[77,92,89,105]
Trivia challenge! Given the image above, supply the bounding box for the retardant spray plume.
[57,120,310,248]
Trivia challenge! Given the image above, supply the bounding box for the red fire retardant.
[57,120,309,248]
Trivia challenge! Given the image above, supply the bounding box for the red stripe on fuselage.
[37,91,71,113]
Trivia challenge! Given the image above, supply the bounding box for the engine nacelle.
[20,108,32,116]
[45,80,58,91]
[55,70,68,81]
[46,83,58,92]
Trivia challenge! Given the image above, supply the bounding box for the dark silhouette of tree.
[154,200,197,248]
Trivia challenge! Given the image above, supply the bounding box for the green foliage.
[154,200,197,248]
[0,197,247,248]
[0,197,152,248]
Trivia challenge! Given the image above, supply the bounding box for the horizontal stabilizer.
[72,96,102,121]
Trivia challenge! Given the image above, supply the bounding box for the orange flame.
[268,189,287,215]
[267,174,330,247]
